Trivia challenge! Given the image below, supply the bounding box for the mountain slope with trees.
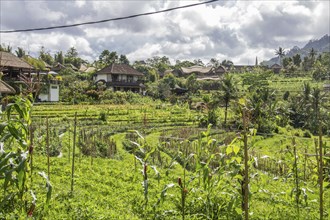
[262,34,330,66]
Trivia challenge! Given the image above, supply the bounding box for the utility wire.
[0,0,219,33]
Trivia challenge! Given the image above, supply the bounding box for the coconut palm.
[220,74,237,126]
[275,47,285,66]
[309,48,317,60]
[309,87,327,134]
[0,44,12,53]
[309,48,317,66]
[15,47,26,58]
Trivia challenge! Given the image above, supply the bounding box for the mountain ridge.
[261,34,330,66]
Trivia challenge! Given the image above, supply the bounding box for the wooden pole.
[319,126,323,220]
[293,138,300,217]
[304,146,307,181]
[243,109,249,220]
[29,123,34,181]
[71,112,77,193]
[46,116,50,180]
[68,125,71,163]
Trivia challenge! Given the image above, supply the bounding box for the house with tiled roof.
[94,63,145,93]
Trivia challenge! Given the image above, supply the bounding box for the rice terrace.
[0,0,330,219]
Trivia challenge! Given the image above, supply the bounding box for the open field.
[1,102,328,219]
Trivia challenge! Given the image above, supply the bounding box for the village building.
[0,51,33,80]
[35,71,60,102]
[0,80,16,97]
[270,63,282,74]
[0,51,60,102]
[93,63,145,93]
[231,65,255,73]
[180,65,226,80]
[79,63,96,73]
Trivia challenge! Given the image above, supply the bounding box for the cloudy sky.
[0,0,329,65]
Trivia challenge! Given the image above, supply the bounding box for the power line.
[0,0,219,34]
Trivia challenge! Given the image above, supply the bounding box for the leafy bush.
[98,111,107,121]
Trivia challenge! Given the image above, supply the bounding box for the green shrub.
[98,111,107,121]
[303,130,312,138]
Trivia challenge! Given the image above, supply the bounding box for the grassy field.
[1,101,327,219]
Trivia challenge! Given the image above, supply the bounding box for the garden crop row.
[1,98,329,219]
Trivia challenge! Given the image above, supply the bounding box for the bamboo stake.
[91,135,94,166]
[68,125,71,162]
[319,126,323,220]
[46,116,50,180]
[29,123,34,181]
[304,146,307,181]
[292,138,300,217]
[71,112,77,193]
[314,138,320,175]
[243,109,249,220]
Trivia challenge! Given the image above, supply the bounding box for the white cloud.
[0,0,329,64]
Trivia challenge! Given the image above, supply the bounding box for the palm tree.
[0,44,12,53]
[309,87,326,134]
[309,48,317,60]
[15,47,25,58]
[54,51,64,64]
[220,74,237,126]
[275,47,285,66]
[309,48,317,66]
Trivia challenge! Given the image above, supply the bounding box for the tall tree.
[66,47,78,58]
[146,56,171,73]
[15,47,26,58]
[54,51,64,64]
[0,44,12,53]
[282,57,292,68]
[309,48,317,60]
[220,74,237,126]
[39,46,54,65]
[119,54,129,65]
[275,47,285,65]
[309,48,317,67]
[174,60,194,68]
[309,87,326,134]
[221,60,234,68]
[292,54,302,67]
[208,58,220,67]
[65,47,82,68]
[99,50,118,65]
[193,59,205,66]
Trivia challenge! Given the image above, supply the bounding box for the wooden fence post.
[46,116,50,180]
[71,112,77,193]
[292,138,300,217]
[319,127,324,220]
[242,109,249,220]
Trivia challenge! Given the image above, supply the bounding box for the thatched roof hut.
[181,65,213,75]
[95,63,144,76]
[0,51,33,70]
[0,80,16,94]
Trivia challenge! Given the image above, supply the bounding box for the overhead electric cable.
[0,0,219,33]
